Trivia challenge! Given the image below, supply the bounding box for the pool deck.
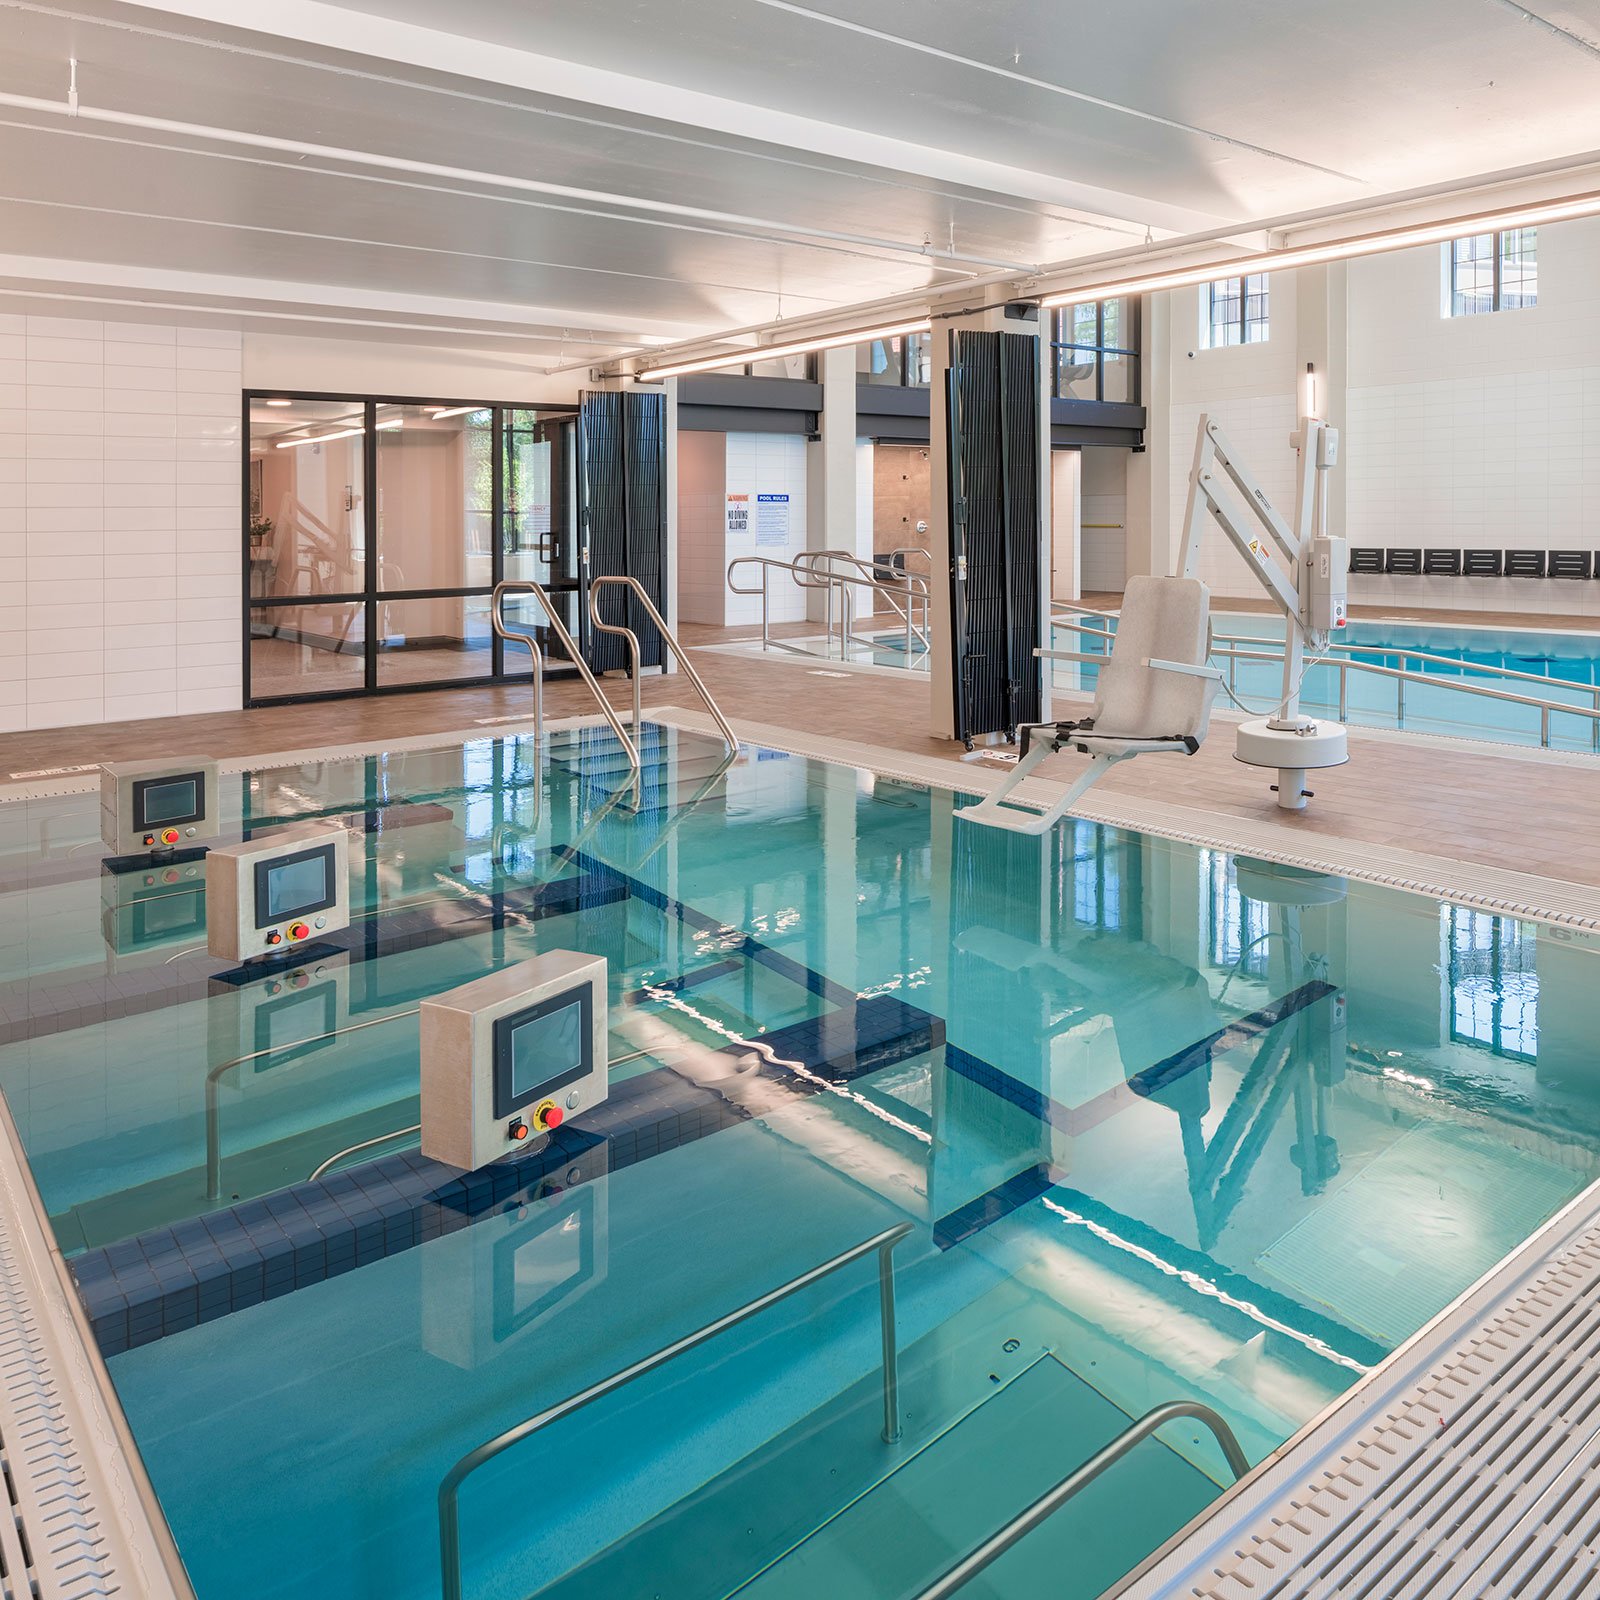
[1,607,1597,895]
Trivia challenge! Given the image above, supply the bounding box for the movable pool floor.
[2,721,1599,1600]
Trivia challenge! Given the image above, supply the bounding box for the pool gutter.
[0,1088,197,1599]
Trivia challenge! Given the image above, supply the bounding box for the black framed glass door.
[244,393,579,705]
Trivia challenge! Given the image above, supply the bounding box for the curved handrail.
[437,1219,914,1600]
[306,1121,422,1184]
[204,1007,420,1201]
[587,576,739,757]
[491,580,640,771]
[912,1399,1251,1600]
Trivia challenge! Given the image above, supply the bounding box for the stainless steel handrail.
[798,549,931,654]
[1049,615,1600,749]
[588,575,739,756]
[491,579,640,771]
[306,1121,422,1183]
[204,1007,420,1201]
[911,1399,1251,1600]
[437,1219,915,1600]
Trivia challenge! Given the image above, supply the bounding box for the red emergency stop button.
[287,922,310,941]
[532,1099,564,1132]
[161,828,180,844]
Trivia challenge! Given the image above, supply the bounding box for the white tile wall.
[0,317,242,731]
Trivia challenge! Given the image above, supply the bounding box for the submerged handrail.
[306,1121,422,1183]
[204,1007,420,1201]
[490,579,640,772]
[588,575,739,757]
[437,1219,915,1600]
[912,1399,1251,1600]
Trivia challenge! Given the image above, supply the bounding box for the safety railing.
[306,1122,422,1184]
[490,579,640,771]
[588,575,739,757]
[1048,614,1600,751]
[911,1400,1251,1600]
[727,552,931,667]
[437,1219,914,1600]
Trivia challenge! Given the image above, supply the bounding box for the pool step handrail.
[588,575,739,757]
[437,1220,915,1600]
[910,1399,1252,1600]
[491,579,640,770]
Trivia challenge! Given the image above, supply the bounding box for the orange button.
[508,1119,529,1142]
[287,922,309,941]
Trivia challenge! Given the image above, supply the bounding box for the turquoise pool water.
[2,725,1598,1600]
[1055,613,1600,750]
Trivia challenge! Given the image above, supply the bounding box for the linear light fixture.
[275,419,403,448]
[264,398,293,407]
[1038,190,1600,305]
[640,317,932,381]
[431,405,487,419]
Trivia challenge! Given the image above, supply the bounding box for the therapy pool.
[1,721,1597,1600]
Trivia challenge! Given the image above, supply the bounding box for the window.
[1448,907,1538,1061]
[1205,853,1269,977]
[855,332,931,388]
[1052,298,1139,402]
[1204,274,1269,347]
[1447,228,1537,316]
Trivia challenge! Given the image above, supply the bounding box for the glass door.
[244,395,578,704]
[497,411,581,673]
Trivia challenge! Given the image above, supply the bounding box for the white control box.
[1303,535,1349,635]
[420,951,609,1171]
[101,759,219,856]
[205,819,350,963]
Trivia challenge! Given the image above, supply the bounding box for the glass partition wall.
[245,394,578,704]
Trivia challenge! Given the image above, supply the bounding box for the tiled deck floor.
[2,611,1596,890]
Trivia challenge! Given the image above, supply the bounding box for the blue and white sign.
[755,492,791,548]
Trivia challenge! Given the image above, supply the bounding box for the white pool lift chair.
[959,575,1223,836]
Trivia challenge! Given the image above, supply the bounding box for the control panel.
[419,951,609,1171]
[1302,535,1349,639]
[205,819,350,963]
[101,758,219,857]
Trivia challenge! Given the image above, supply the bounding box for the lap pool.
[1055,612,1600,751]
[2,722,1597,1600]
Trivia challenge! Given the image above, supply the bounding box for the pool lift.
[960,412,1349,833]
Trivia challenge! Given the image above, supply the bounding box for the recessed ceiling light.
[264,398,293,407]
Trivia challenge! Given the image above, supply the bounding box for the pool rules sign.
[756,492,790,548]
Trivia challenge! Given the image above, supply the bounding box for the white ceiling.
[2,0,1599,368]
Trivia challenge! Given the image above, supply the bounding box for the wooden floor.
[3,615,1595,891]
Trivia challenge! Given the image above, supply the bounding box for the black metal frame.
[1050,298,1141,404]
[1204,275,1269,348]
[241,389,579,707]
[1449,229,1538,316]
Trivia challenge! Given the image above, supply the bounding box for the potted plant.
[248,500,274,552]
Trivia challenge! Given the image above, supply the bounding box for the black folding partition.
[945,329,1043,746]
[580,389,667,672]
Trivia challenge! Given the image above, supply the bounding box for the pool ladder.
[491,577,737,768]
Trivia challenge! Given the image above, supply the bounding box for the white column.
[805,343,858,621]
[1124,289,1171,580]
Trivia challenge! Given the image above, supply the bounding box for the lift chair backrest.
[1094,575,1215,742]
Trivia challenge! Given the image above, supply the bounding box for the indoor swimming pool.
[1057,612,1600,750]
[2,723,1597,1600]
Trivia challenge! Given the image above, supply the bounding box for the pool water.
[1055,613,1600,750]
[2,723,1598,1600]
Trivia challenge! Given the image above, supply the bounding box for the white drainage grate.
[1113,1179,1600,1600]
[0,1100,193,1600]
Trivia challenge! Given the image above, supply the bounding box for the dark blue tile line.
[624,957,744,1004]
[933,1163,1062,1251]
[946,980,1339,1140]
[565,849,860,1011]
[75,1068,747,1357]
[0,860,620,1041]
[72,989,946,1354]
[1037,1182,1388,1371]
